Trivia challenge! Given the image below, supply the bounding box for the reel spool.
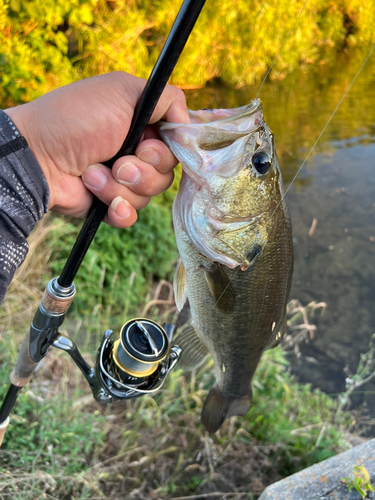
[96,319,182,400]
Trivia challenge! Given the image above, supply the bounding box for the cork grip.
[10,328,39,387]
[41,286,75,314]
[0,417,9,446]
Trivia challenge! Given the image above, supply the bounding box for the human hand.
[5,72,188,228]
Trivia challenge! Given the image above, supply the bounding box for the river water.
[186,48,375,419]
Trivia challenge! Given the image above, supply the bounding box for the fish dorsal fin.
[173,258,187,311]
[205,263,235,313]
[175,322,209,371]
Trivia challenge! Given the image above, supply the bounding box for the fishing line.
[270,41,375,220]
[212,0,311,311]
[256,0,310,98]
[211,42,375,313]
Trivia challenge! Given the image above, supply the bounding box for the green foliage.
[0,0,95,104]
[48,194,178,316]
[341,465,375,499]
[1,0,375,107]
[245,348,350,474]
[0,355,104,476]
[337,333,375,415]
[160,348,349,478]
[0,254,351,498]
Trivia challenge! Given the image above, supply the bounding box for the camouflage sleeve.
[0,109,49,305]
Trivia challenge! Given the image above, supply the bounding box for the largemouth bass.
[158,100,293,433]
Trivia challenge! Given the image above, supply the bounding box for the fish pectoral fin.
[246,244,262,266]
[205,263,235,313]
[175,299,191,330]
[175,322,209,371]
[173,258,187,311]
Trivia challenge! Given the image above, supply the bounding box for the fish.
[158,99,293,433]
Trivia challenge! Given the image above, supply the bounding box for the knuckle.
[136,196,151,209]
[175,87,187,106]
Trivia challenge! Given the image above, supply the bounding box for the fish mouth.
[158,98,265,182]
[158,99,263,138]
[159,99,271,269]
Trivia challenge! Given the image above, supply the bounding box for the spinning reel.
[53,313,182,404]
[0,276,183,442]
[97,320,182,401]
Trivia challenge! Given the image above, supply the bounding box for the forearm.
[0,109,49,304]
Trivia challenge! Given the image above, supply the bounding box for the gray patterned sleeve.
[0,109,49,304]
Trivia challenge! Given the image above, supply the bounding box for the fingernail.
[117,162,141,185]
[110,196,131,219]
[82,165,107,189]
[138,148,160,166]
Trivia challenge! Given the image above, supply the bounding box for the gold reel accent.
[112,339,159,378]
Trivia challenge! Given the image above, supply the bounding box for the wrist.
[0,108,49,221]
[4,105,55,208]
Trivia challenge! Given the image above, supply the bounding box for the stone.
[259,439,375,500]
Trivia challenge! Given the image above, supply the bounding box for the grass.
[0,214,359,500]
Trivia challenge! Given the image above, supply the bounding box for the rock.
[259,439,375,500]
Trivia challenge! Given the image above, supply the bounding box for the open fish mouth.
[158,99,276,269]
[158,99,267,185]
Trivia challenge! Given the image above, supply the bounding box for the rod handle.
[10,328,39,387]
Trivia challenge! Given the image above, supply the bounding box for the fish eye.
[252,151,271,175]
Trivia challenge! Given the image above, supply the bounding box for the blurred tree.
[1,0,374,107]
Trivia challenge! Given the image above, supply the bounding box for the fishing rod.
[0,0,206,445]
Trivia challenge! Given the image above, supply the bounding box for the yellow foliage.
[0,0,374,105]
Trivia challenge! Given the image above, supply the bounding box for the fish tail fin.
[201,386,252,433]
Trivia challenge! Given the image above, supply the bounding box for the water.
[185,48,375,418]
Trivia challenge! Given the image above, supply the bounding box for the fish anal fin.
[205,263,235,313]
[175,322,209,371]
[201,386,252,433]
[173,258,187,311]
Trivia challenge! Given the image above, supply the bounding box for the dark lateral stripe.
[0,136,28,159]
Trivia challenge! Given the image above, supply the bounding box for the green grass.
[0,319,351,498]
[47,192,179,319]
[0,204,355,499]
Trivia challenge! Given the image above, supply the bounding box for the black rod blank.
[58,0,206,287]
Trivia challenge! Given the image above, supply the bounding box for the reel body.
[53,318,182,404]
[96,319,182,401]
